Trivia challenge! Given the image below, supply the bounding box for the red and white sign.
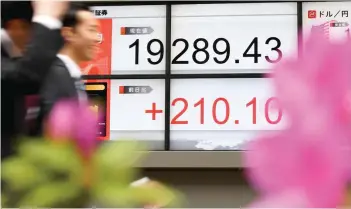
[303,2,351,42]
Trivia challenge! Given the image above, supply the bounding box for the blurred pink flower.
[46,99,98,160]
[74,103,99,160]
[244,133,294,195]
[273,34,351,132]
[45,100,79,142]
[244,126,347,207]
[244,34,351,207]
[247,189,311,208]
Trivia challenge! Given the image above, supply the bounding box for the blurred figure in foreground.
[243,33,351,207]
[37,3,99,129]
[1,1,69,158]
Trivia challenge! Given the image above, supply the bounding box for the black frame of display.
[83,1,304,151]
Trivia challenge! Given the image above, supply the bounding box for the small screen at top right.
[302,1,351,43]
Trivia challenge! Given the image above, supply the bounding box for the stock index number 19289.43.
[129,37,282,65]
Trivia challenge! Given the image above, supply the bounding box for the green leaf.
[17,140,82,176]
[91,183,135,207]
[2,194,8,207]
[95,165,135,187]
[92,183,183,207]
[1,157,49,191]
[94,140,147,184]
[19,182,82,207]
[127,184,184,207]
[95,140,147,167]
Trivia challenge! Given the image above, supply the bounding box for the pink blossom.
[273,35,351,132]
[247,189,311,208]
[244,133,295,195]
[74,103,99,160]
[244,126,347,207]
[274,34,351,183]
[45,100,79,142]
[46,99,98,160]
[244,34,351,207]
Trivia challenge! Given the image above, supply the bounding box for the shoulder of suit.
[51,58,69,70]
[48,58,70,76]
[51,57,66,67]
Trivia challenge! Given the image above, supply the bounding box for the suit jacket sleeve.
[1,23,63,86]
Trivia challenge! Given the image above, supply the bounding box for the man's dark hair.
[1,1,33,28]
[63,3,91,28]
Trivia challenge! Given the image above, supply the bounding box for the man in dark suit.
[38,3,100,127]
[36,5,174,202]
[1,1,69,158]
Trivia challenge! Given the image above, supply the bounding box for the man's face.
[6,19,31,51]
[70,11,100,61]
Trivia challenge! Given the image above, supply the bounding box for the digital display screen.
[85,82,109,140]
[170,78,287,150]
[90,5,166,75]
[171,3,298,74]
[83,3,301,150]
[303,1,351,43]
[109,79,165,150]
